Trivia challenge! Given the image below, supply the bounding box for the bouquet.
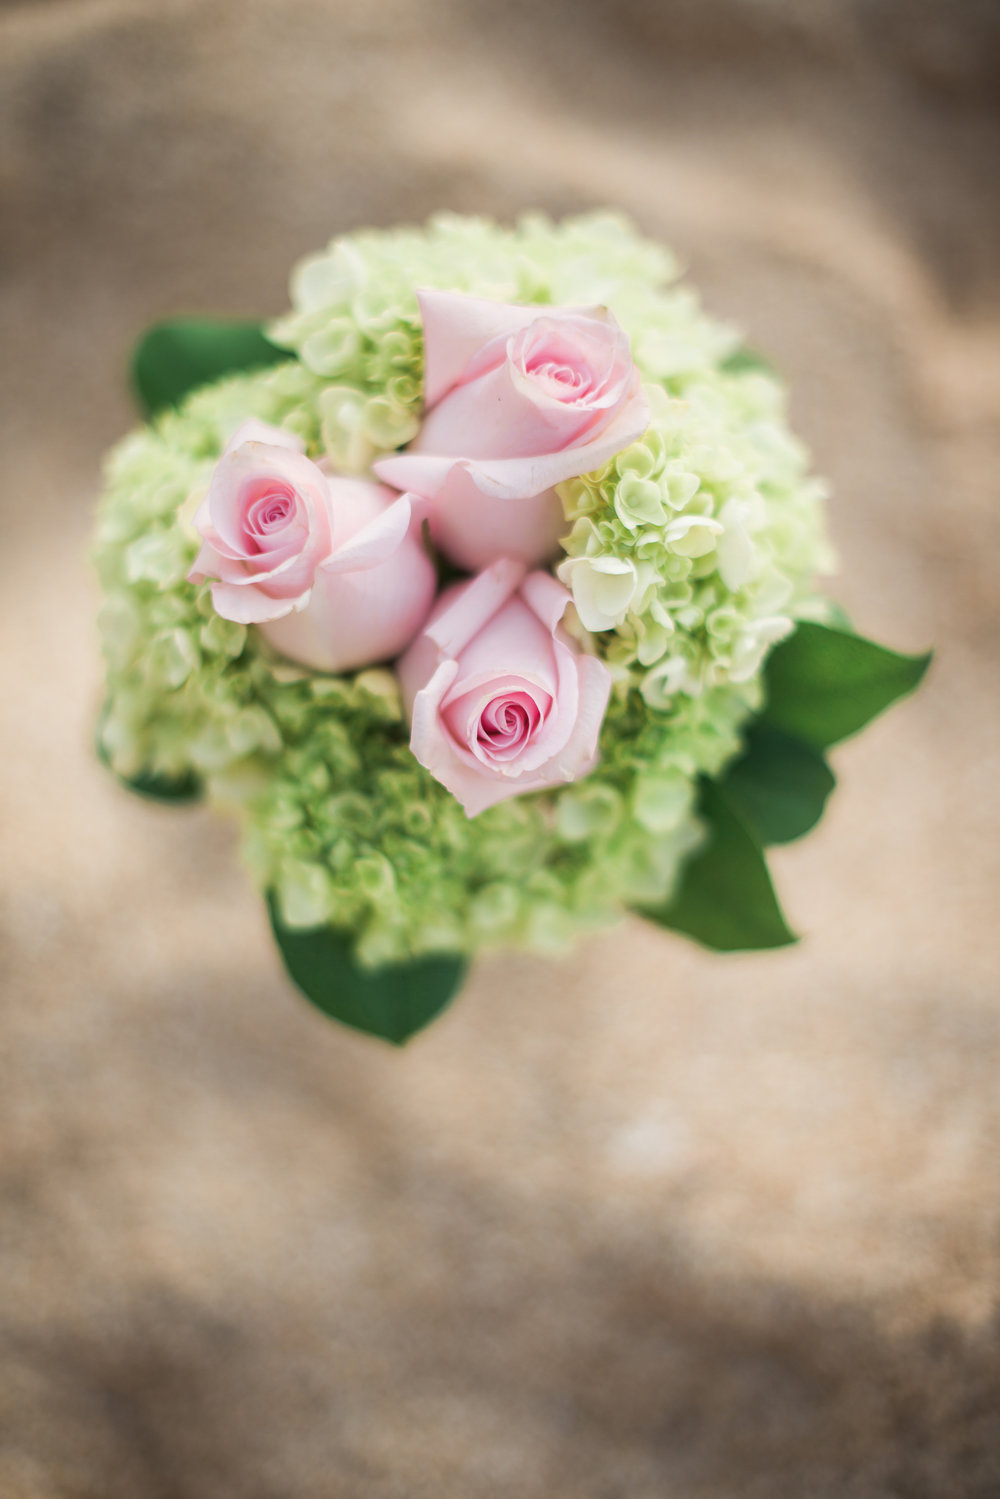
[93,213,928,1042]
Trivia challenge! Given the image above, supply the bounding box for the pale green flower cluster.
[93,212,831,965]
[239,677,755,968]
[557,376,833,707]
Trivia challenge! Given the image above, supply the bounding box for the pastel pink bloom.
[188,420,436,673]
[188,420,333,624]
[397,557,613,817]
[374,290,649,572]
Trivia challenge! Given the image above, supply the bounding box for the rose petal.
[221,419,306,460]
[374,381,649,503]
[412,359,601,464]
[424,467,566,572]
[541,652,613,782]
[417,289,550,406]
[508,313,632,419]
[519,570,574,634]
[209,578,307,625]
[439,596,558,698]
[424,558,527,657]
[408,657,513,816]
[320,491,418,575]
[258,501,436,672]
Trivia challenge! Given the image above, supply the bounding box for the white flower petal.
[557,556,638,632]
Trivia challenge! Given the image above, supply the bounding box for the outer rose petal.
[258,487,436,672]
[440,594,559,699]
[421,558,525,658]
[375,387,649,505]
[412,357,599,462]
[397,558,525,714]
[207,577,307,626]
[374,388,649,572]
[321,491,414,572]
[220,419,306,460]
[416,289,544,405]
[536,652,609,783]
[426,468,566,574]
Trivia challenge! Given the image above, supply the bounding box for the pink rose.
[397,557,613,817]
[188,420,436,673]
[374,290,649,572]
[188,420,333,623]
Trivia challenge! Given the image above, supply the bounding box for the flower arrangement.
[93,213,929,1042]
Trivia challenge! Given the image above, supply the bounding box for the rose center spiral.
[241,481,299,554]
[476,691,542,758]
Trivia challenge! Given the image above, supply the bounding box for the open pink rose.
[188,420,334,623]
[374,290,649,572]
[397,557,613,817]
[188,420,436,673]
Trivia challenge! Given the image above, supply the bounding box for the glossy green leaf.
[131,317,288,418]
[639,779,797,952]
[722,724,835,845]
[761,622,931,750]
[268,896,468,1044]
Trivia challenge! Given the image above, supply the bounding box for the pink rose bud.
[374,290,649,572]
[397,557,613,817]
[188,420,436,673]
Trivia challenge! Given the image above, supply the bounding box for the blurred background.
[1,1,999,1493]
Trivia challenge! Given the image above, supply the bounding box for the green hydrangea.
[93,212,831,965]
[557,378,834,705]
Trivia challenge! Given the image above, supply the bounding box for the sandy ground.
[1,1,999,1494]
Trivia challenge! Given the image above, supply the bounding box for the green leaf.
[721,724,835,845]
[720,346,777,378]
[639,779,797,952]
[114,766,202,803]
[268,895,468,1044]
[761,622,931,750]
[131,317,289,418]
